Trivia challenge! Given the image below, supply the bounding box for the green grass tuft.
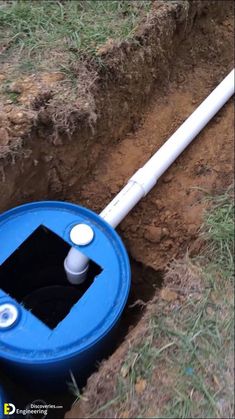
[203,185,234,279]
[0,0,151,67]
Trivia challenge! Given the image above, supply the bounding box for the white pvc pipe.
[65,69,234,284]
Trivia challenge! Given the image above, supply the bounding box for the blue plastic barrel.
[0,201,130,388]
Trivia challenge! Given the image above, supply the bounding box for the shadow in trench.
[0,255,163,418]
[114,256,163,345]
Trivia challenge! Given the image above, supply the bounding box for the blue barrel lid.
[0,201,130,364]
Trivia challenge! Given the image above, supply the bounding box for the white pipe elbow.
[64,247,89,284]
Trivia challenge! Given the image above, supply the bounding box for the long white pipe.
[64,69,235,284]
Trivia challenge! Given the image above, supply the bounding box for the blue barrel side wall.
[1,322,120,390]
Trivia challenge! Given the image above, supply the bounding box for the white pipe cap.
[0,303,18,329]
[70,224,94,246]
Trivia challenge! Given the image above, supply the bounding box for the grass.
[202,185,234,279]
[0,1,151,136]
[87,187,234,418]
[0,0,151,72]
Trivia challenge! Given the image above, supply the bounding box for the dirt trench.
[65,3,234,277]
[64,4,234,419]
[0,1,234,418]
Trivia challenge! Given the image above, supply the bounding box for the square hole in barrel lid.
[0,225,102,329]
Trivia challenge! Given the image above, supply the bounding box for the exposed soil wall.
[0,0,233,213]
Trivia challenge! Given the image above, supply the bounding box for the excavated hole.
[115,256,163,344]
[0,221,163,412]
[0,218,163,416]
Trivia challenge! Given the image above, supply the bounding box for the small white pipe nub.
[65,69,235,284]
[64,249,89,285]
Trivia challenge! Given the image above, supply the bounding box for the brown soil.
[0,0,234,418]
